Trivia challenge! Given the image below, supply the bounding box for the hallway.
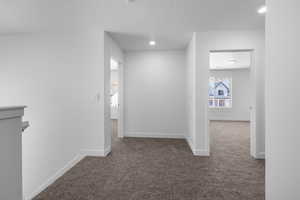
[34,121,264,200]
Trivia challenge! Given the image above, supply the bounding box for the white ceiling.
[109,32,193,51]
[0,0,265,50]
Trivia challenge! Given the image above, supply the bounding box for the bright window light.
[110,59,119,70]
[149,41,156,46]
[258,6,267,14]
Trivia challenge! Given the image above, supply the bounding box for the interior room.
[207,49,265,185]
[209,50,252,151]
[208,50,254,156]
[0,0,299,200]
[106,32,187,152]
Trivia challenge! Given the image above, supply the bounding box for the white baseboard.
[192,149,210,156]
[25,147,111,200]
[186,137,194,152]
[25,154,85,200]
[104,146,111,156]
[185,137,210,157]
[256,152,265,159]
[125,132,185,139]
[81,146,111,157]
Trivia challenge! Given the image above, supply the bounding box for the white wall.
[124,50,186,138]
[185,33,196,150]
[194,30,265,157]
[0,30,105,199]
[266,0,300,199]
[209,69,251,121]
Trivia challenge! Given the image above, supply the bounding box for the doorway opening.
[208,50,257,158]
[110,58,119,141]
[110,57,124,145]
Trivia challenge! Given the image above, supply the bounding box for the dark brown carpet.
[34,121,265,200]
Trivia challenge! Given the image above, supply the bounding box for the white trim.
[81,146,111,157]
[117,62,124,138]
[255,152,265,159]
[0,105,26,111]
[25,154,85,200]
[249,51,257,159]
[104,146,111,156]
[192,149,210,156]
[205,109,210,156]
[0,106,25,120]
[186,137,194,152]
[125,132,185,139]
[185,137,210,156]
[25,147,112,200]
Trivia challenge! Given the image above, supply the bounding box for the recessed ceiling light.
[257,5,267,14]
[149,41,156,46]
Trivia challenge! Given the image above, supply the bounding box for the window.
[111,92,119,108]
[209,77,232,108]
